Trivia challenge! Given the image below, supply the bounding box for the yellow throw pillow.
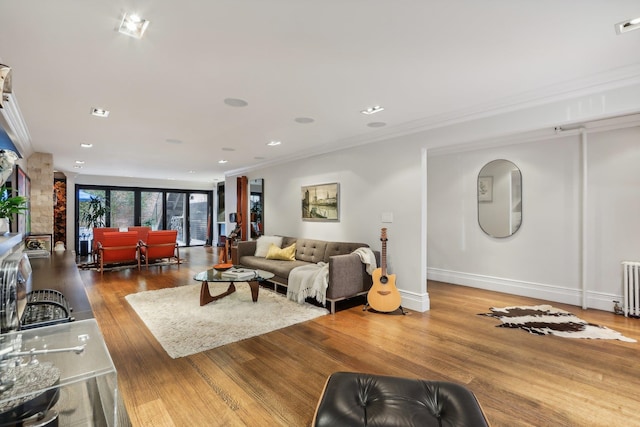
[265,243,296,261]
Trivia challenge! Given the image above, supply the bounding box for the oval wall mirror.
[478,159,522,238]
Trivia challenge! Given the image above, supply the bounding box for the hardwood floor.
[79,247,640,427]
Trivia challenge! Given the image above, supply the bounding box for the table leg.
[248,281,260,302]
[200,281,236,306]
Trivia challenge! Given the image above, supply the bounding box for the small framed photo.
[25,234,52,252]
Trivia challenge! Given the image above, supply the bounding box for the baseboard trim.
[427,268,618,312]
[399,289,430,312]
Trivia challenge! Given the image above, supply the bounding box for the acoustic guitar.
[367,228,402,313]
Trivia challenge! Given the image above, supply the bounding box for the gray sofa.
[236,236,379,313]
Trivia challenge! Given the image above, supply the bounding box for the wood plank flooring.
[79,247,640,427]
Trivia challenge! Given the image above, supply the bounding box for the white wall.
[427,124,640,311]
[228,135,430,311]
[587,126,640,297]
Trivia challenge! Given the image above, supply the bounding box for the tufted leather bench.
[312,372,490,427]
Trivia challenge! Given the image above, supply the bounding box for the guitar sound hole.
[380,276,388,284]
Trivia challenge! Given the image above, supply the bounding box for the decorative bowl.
[213,263,233,272]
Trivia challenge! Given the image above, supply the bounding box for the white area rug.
[125,282,328,358]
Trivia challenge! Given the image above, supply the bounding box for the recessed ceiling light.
[615,16,640,34]
[222,147,236,151]
[367,122,387,128]
[294,117,315,124]
[119,13,150,39]
[80,143,93,148]
[224,98,248,107]
[361,105,384,115]
[75,160,85,164]
[73,165,83,169]
[267,141,281,147]
[91,107,110,118]
[218,159,228,164]
[188,170,196,174]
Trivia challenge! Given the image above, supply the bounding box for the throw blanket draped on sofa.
[287,262,329,304]
[287,247,377,305]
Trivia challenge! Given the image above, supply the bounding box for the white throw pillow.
[255,235,283,257]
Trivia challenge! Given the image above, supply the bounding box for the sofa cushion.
[295,239,327,263]
[255,235,283,257]
[238,255,308,284]
[266,243,296,261]
[324,242,369,262]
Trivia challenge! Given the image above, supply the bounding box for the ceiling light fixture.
[218,159,228,164]
[361,105,384,115]
[615,16,640,34]
[118,13,150,39]
[80,143,93,148]
[91,107,109,118]
[75,160,85,164]
[367,122,387,128]
[294,117,315,124]
[267,141,281,147]
[223,98,248,107]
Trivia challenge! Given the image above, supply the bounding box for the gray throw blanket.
[287,262,329,304]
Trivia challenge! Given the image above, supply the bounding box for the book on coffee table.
[220,268,257,281]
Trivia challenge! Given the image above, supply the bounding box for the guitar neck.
[381,238,387,277]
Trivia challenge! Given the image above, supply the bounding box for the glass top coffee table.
[194,267,275,306]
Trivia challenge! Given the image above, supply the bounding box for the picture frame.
[478,176,493,202]
[301,182,340,221]
[25,234,52,252]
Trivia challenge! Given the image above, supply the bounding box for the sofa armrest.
[237,240,257,259]
[328,253,369,300]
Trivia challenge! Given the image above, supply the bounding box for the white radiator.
[622,261,640,317]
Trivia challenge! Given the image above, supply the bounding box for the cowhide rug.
[481,305,636,343]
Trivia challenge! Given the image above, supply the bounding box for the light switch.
[381,212,393,223]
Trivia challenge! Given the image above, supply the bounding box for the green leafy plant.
[0,186,27,219]
[81,196,109,228]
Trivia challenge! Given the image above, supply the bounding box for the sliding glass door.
[110,190,135,228]
[166,192,186,245]
[141,191,163,230]
[189,193,209,245]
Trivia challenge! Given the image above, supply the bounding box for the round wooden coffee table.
[194,268,275,306]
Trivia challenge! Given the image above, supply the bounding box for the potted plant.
[0,185,27,234]
[80,196,108,228]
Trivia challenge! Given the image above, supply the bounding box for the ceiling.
[1,1,639,184]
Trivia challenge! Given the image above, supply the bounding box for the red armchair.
[97,231,140,274]
[139,230,180,269]
[127,226,151,242]
[92,227,118,262]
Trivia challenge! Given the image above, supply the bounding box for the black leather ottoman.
[312,372,489,427]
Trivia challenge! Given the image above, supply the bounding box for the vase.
[0,217,8,234]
